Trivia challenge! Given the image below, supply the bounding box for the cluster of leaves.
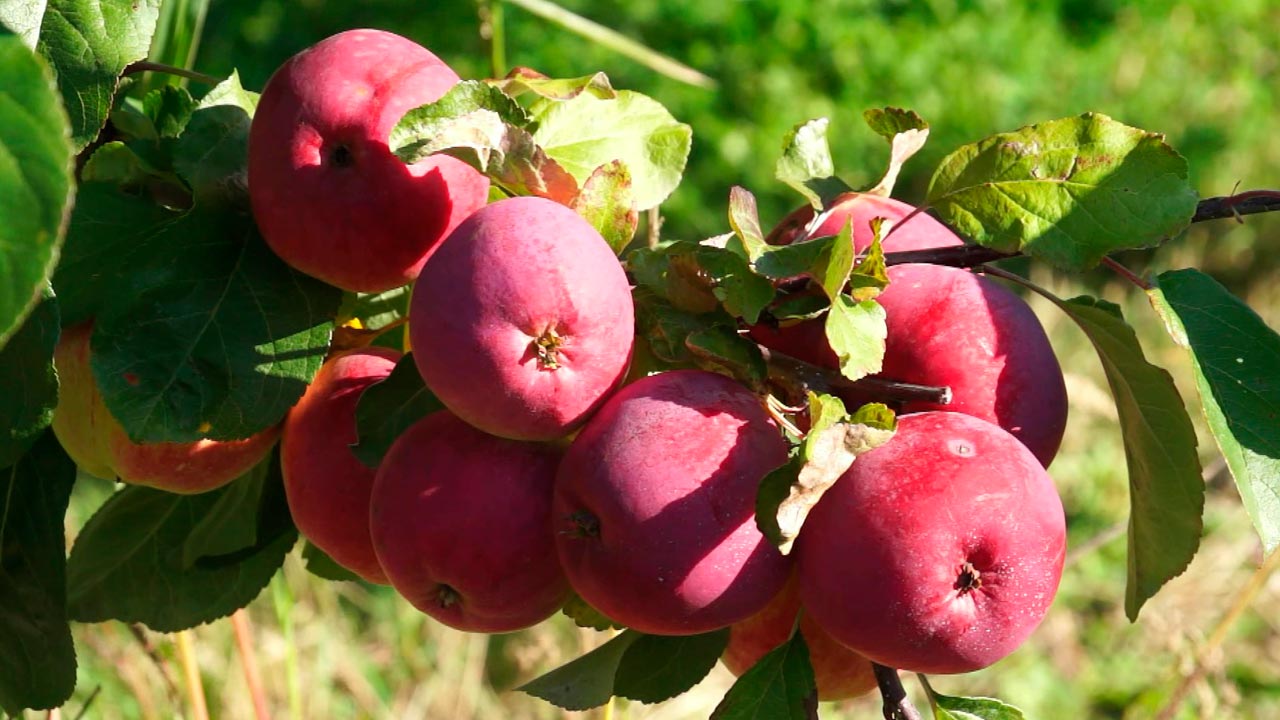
[2,2,1280,717]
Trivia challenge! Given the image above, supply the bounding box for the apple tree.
[2,4,1279,719]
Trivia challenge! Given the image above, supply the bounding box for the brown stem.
[121,61,220,85]
[1191,189,1280,223]
[231,610,271,720]
[885,244,1015,268]
[759,345,952,406]
[872,663,923,720]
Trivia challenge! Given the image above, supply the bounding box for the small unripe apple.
[409,196,634,441]
[553,370,792,636]
[248,29,489,293]
[722,573,876,701]
[281,347,401,584]
[370,411,569,632]
[797,411,1066,675]
[51,322,279,493]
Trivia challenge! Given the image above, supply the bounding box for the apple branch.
[759,345,952,406]
[121,61,220,85]
[872,663,923,720]
[1191,189,1280,223]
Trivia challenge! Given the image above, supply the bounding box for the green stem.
[122,61,219,85]
[270,574,303,720]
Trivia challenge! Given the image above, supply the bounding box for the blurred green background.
[61,1,1280,719]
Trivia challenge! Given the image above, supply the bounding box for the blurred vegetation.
[56,2,1280,719]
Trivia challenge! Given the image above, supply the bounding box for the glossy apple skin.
[281,347,400,584]
[553,370,792,636]
[767,192,965,253]
[51,322,279,493]
[370,411,569,632]
[410,196,634,441]
[797,411,1066,675]
[722,573,876,701]
[248,29,489,293]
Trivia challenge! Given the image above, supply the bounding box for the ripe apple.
[553,369,792,636]
[797,411,1067,675]
[409,196,635,441]
[370,411,569,632]
[722,573,876,701]
[248,28,489,293]
[51,322,279,493]
[767,192,965,253]
[281,347,401,584]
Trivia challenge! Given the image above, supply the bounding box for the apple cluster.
[49,27,1073,701]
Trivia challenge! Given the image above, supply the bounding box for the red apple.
[797,411,1066,675]
[767,192,965,253]
[409,196,634,441]
[248,29,489,293]
[281,347,400,584]
[370,411,569,632]
[553,370,792,636]
[722,573,876,701]
[51,322,279,493]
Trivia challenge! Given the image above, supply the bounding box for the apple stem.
[1101,256,1153,290]
[872,663,923,720]
[759,345,952,406]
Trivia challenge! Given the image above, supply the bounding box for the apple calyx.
[325,142,356,168]
[435,584,462,609]
[564,511,600,539]
[533,327,565,369]
[955,562,983,596]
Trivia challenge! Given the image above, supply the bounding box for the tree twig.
[872,663,923,720]
[121,61,220,85]
[759,345,952,406]
[1191,189,1280,223]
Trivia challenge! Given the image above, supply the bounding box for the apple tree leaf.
[518,630,642,711]
[0,27,73,351]
[36,0,161,149]
[775,117,851,211]
[710,631,818,720]
[1149,269,1280,552]
[301,542,362,583]
[0,432,77,714]
[532,90,691,211]
[172,72,258,202]
[686,325,769,392]
[351,353,445,468]
[66,453,297,631]
[571,160,638,254]
[727,185,769,263]
[921,677,1027,720]
[0,0,46,49]
[863,107,929,198]
[561,592,625,631]
[0,290,59,469]
[613,629,729,704]
[179,455,272,569]
[490,66,616,101]
[824,294,886,381]
[632,290,722,367]
[1046,294,1203,620]
[927,113,1198,271]
[847,223,889,301]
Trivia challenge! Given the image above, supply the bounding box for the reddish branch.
[759,345,952,406]
[872,663,923,720]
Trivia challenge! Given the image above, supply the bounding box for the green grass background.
[54,0,1280,718]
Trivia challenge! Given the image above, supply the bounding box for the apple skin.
[797,411,1067,675]
[281,347,401,584]
[248,29,489,293]
[722,573,876,701]
[51,322,279,493]
[553,369,792,636]
[370,410,569,632]
[767,192,965,253]
[409,196,635,441]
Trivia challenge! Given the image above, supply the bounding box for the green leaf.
[1050,295,1203,620]
[301,541,362,583]
[66,456,297,631]
[613,629,729,704]
[848,226,889,301]
[518,630,641,711]
[862,107,930,197]
[685,325,768,391]
[813,219,855,300]
[351,353,445,468]
[532,90,691,211]
[80,140,180,187]
[629,241,720,315]
[752,237,834,282]
[91,212,339,443]
[179,456,272,569]
[0,27,73,351]
[775,117,851,210]
[927,113,1198,271]
[0,290,58,469]
[1149,269,1280,552]
[710,631,818,720]
[632,290,719,366]
[561,592,624,631]
[142,84,197,138]
[172,72,258,202]
[36,0,162,149]
[727,185,769,263]
[0,432,77,714]
[0,1,46,49]
[922,677,1027,720]
[490,67,616,101]
[571,160,638,254]
[755,453,802,550]
[824,294,886,381]
[697,246,775,325]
